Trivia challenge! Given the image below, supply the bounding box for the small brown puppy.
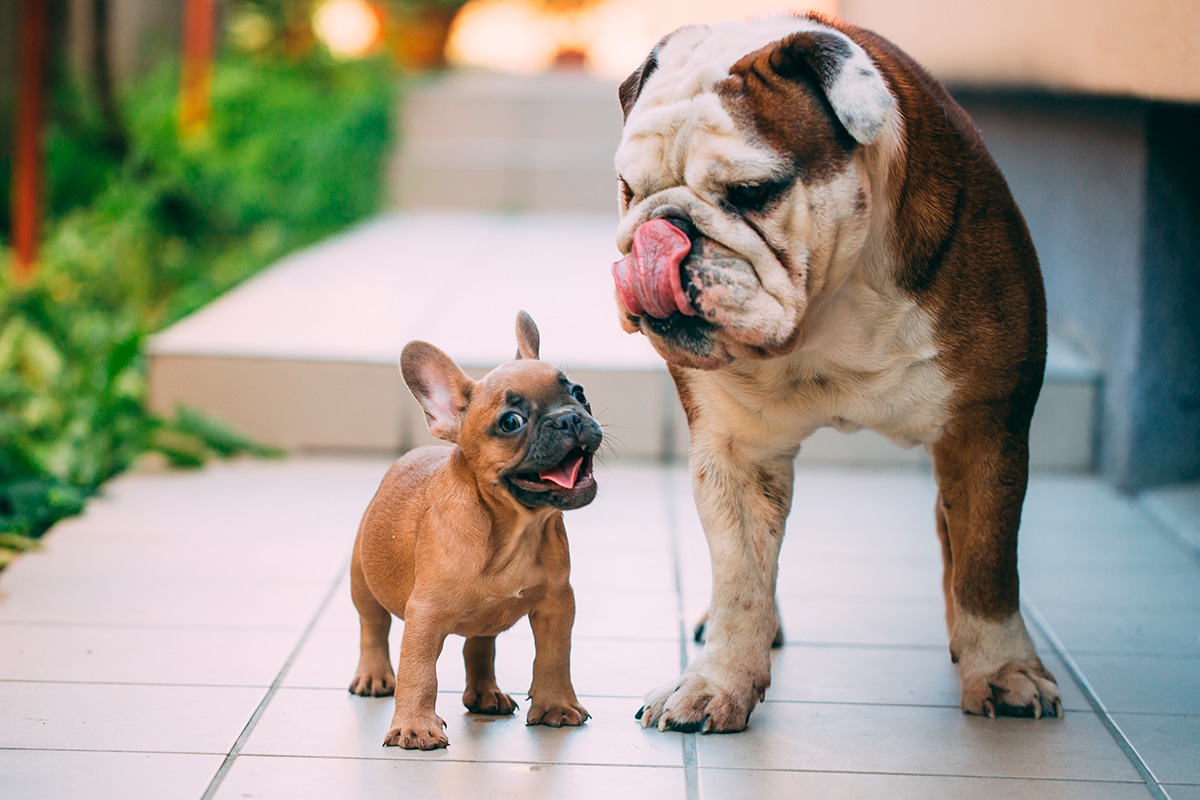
[348,312,601,750]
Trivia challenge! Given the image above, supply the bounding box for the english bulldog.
[612,13,1061,731]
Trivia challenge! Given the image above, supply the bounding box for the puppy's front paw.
[382,713,448,750]
[638,657,769,733]
[463,685,518,716]
[348,659,395,697]
[526,697,590,728]
[961,659,1063,719]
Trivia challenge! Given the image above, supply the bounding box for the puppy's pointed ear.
[769,29,895,145]
[400,342,473,443]
[515,311,540,360]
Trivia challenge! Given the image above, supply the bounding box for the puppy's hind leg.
[348,545,395,697]
[462,636,518,715]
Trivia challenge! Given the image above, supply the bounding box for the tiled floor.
[1,456,1197,799]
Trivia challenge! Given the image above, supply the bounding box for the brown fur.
[348,313,599,749]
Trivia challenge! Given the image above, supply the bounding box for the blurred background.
[0,0,1197,562]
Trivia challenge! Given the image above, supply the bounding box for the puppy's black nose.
[551,411,583,437]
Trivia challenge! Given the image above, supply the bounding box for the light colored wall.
[840,0,1200,102]
[67,0,182,81]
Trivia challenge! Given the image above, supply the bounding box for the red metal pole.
[11,0,49,282]
[179,0,215,141]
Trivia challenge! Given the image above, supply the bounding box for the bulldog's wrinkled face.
[612,15,899,370]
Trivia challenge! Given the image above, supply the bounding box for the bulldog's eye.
[571,385,589,406]
[618,176,635,208]
[497,412,526,434]
[725,180,788,213]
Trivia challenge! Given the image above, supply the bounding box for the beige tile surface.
[0,751,225,800]
[694,702,1139,782]
[0,457,1195,800]
[0,682,265,753]
[242,690,683,767]
[216,756,688,800]
[0,624,297,686]
[698,769,1151,800]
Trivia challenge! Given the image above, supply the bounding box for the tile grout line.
[199,561,350,800]
[661,468,702,800]
[1021,592,1172,800]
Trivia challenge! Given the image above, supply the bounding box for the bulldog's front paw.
[960,659,1063,719]
[637,659,769,733]
[382,712,448,750]
[526,697,590,728]
[463,684,518,716]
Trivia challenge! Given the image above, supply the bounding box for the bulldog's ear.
[619,31,679,121]
[769,30,895,145]
[619,50,658,122]
[401,342,473,443]
[514,310,540,360]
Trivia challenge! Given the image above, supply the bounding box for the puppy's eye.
[498,412,526,434]
[725,180,789,213]
[571,385,588,406]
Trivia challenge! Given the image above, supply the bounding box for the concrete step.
[389,71,622,214]
[147,212,1099,469]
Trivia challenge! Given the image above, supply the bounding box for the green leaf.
[171,405,285,459]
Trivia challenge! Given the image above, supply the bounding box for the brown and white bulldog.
[612,13,1061,732]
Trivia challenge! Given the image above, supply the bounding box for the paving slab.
[0,457,1195,800]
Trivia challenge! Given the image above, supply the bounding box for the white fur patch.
[952,610,1038,677]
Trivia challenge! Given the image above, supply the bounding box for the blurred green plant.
[0,51,395,563]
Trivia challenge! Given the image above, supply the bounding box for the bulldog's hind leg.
[348,545,395,697]
[932,417,1062,719]
[462,636,518,715]
[639,446,792,733]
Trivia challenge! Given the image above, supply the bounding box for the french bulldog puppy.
[348,312,601,750]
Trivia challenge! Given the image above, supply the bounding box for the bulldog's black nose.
[649,206,698,242]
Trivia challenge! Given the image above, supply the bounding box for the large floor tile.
[0,571,333,629]
[2,534,349,583]
[773,596,950,648]
[694,701,1139,782]
[214,754,687,800]
[1111,713,1200,785]
[311,570,680,642]
[286,624,680,702]
[1036,605,1200,657]
[764,643,1091,712]
[0,682,264,753]
[699,767,1152,800]
[0,750,224,800]
[1072,654,1200,715]
[1022,562,1200,611]
[774,554,944,601]
[1164,785,1200,800]
[0,623,299,686]
[243,689,682,767]
[52,457,389,540]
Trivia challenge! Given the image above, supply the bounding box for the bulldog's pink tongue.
[612,219,695,319]
[539,454,583,489]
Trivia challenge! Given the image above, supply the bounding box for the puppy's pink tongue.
[612,219,695,319]
[539,455,583,489]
